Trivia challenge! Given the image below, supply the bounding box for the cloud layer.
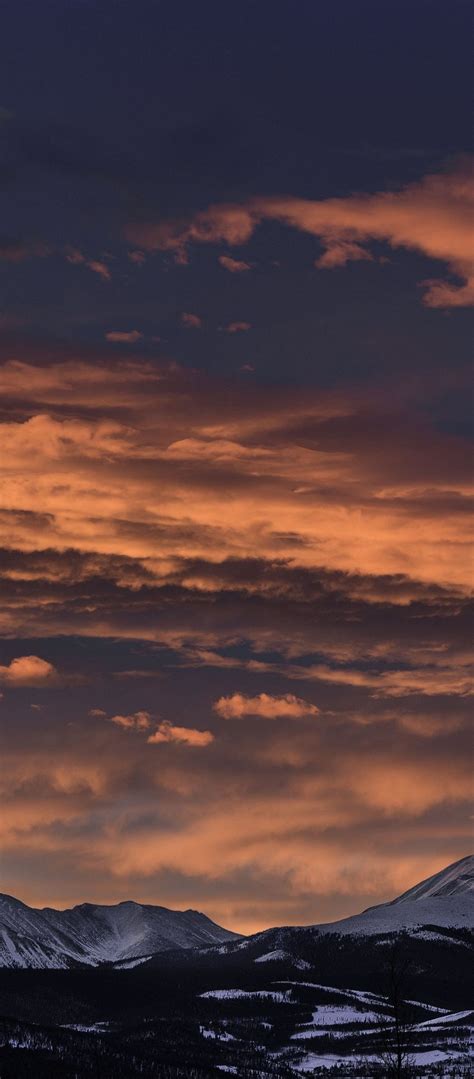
[0,353,471,930]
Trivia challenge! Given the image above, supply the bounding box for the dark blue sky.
[1,0,472,384]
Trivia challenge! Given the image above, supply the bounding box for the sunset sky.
[0,0,472,933]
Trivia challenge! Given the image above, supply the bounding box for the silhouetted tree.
[377,935,416,1078]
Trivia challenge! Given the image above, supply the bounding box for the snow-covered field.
[197,977,473,1076]
[292,1047,472,1074]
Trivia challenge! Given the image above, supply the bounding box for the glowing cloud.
[87,260,111,281]
[109,710,152,731]
[147,721,214,746]
[0,655,56,686]
[213,692,320,719]
[105,330,143,343]
[315,240,374,269]
[218,255,252,273]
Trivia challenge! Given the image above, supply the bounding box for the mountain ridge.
[1,855,472,970]
[0,893,239,969]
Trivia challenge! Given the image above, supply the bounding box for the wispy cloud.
[127,161,474,307]
[65,248,112,281]
[105,330,143,343]
[225,321,251,333]
[86,259,111,281]
[128,250,146,264]
[181,311,202,328]
[218,254,252,273]
[0,237,49,262]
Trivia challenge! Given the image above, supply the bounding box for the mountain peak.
[390,855,474,905]
[307,854,474,938]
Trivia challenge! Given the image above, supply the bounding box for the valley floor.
[0,956,472,1077]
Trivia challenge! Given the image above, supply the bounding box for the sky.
[0,0,472,934]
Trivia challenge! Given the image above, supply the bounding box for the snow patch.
[291,1004,386,1038]
[199,1026,235,1041]
[416,1008,473,1028]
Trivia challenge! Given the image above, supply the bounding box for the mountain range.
[0,893,239,969]
[1,854,472,970]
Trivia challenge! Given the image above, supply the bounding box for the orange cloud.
[226,321,251,333]
[69,748,470,928]
[181,311,202,328]
[0,655,56,686]
[213,692,319,719]
[345,755,473,814]
[109,710,152,731]
[296,661,473,698]
[315,239,373,269]
[105,330,143,343]
[147,721,214,746]
[218,255,252,273]
[0,358,164,407]
[128,161,474,306]
[0,710,470,930]
[96,709,213,746]
[397,713,465,737]
[87,260,111,281]
[66,249,112,281]
[0,413,131,460]
[130,205,255,258]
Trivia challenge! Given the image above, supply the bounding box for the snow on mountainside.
[211,856,474,964]
[319,854,474,936]
[0,894,239,969]
[389,854,474,902]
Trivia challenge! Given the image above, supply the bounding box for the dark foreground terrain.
[0,929,472,1077]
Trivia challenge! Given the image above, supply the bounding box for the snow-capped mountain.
[0,894,239,969]
[318,853,474,936]
[210,855,474,966]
